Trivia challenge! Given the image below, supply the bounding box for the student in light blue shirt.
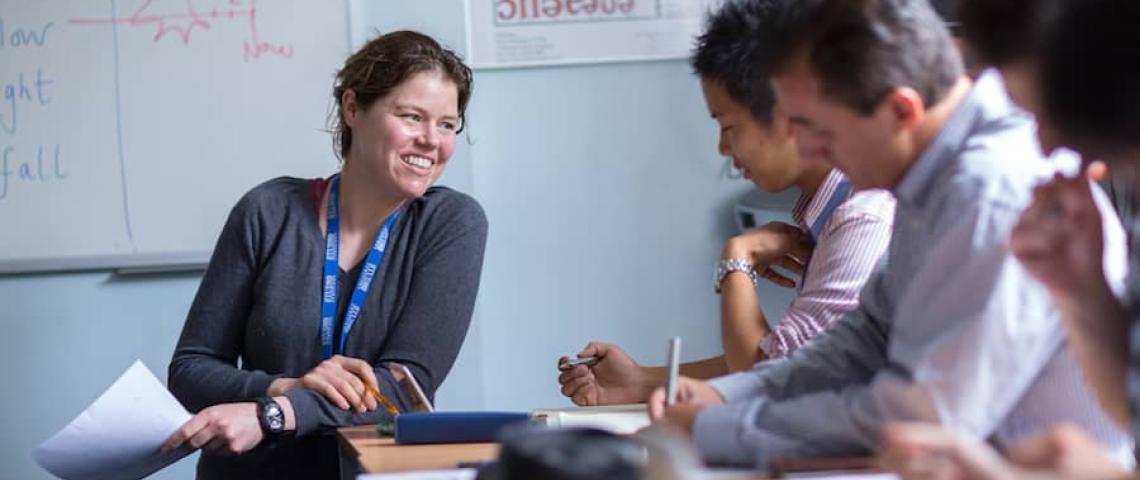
[645,0,1132,469]
[881,0,1140,478]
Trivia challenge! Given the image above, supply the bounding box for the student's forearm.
[1056,285,1131,428]
[679,356,730,379]
[720,273,770,372]
[267,377,299,397]
[634,357,730,401]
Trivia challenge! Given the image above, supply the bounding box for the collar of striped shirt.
[791,168,851,233]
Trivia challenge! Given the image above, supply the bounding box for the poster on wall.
[466,0,723,69]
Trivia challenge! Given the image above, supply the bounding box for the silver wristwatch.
[715,258,759,293]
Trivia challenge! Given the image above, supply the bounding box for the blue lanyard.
[321,175,400,359]
[798,178,850,292]
[807,178,851,245]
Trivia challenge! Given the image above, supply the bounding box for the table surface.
[336,424,882,479]
[337,425,499,474]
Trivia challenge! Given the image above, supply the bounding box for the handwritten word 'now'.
[0,18,54,48]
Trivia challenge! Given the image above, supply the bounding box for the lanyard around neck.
[798,178,851,293]
[320,175,400,359]
[808,178,851,244]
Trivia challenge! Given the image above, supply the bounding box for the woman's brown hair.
[332,31,473,160]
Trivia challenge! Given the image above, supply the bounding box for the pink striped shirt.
[760,169,895,358]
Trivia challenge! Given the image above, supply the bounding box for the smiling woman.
[164,31,486,480]
[339,70,459,203]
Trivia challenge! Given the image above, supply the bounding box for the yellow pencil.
[364,383,401,417]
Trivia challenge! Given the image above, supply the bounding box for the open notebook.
[530,404,651,434]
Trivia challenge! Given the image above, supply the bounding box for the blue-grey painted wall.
[0,2,797,478]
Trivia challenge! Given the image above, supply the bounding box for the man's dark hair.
[958,0,1064,67]
[691,0,785,123]
[1043,0,1140,157]
[929,0,960,30]
[770,0,964,116]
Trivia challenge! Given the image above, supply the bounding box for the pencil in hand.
[364,383,400,417]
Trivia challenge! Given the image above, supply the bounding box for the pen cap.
[665,337,682,405]
[476,424,644,480]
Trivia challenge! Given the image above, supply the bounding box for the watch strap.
[715,258,759,293]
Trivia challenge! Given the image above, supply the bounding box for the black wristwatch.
[256,397,286,438]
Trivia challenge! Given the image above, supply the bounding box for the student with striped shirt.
[556,0,894,407]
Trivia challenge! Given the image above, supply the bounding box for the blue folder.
[394,411,531,444]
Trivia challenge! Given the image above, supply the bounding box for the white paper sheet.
[785,473,900,480]
[531,403,650,434]
[32,360,193,480]
[358,469,477,480]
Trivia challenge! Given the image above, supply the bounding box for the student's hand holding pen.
[267,355,380,413]
[646,376,724,436]
[558,342,651,406]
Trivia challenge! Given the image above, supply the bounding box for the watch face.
[263,402,285,432]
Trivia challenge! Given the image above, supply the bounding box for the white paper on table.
[531,404,650,434]
[32,360,193,480]
[785,473,900,480]
[358,469,477,480]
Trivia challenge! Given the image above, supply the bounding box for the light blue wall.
[467,60,773,410]
[0,272,206,479]
[0,2,797,478]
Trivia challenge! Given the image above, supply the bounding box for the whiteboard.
[0,0,349,273]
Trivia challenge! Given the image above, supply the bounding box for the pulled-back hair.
[332,31,473,160]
